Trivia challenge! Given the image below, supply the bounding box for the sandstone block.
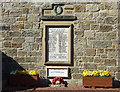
[116,72,120,80]
[86,4,100,12]
[108,67,118,73]
[19,24,24,29]
[105,17,117,24]
[72,74,82,79]
[17,17,26,21]
[91,24,99,30]
[22,30,40,37]
[35,38,42,43]
[10,31,21,37]
[70,68,80,73]
[82,24,90,30]
[75,5,86,12]
[86,48,96,56]
[23,43,32,51]
[93,41,112,48]
[97,49,104,53]
[95,32,104,40]
[3,41,11,48]
[26,57,37,62]
[28,51,41,56]
[17,51,27,56]
[6,49,17,56]
[104,2,117,10]
[84,63,97,69]
[24,22,33,29]
[9,10,21,17]
[38,70,46,77]
[14,57,25,63]
[82,57,93,62]
[107,51,118,58]
[10,25,19,30]
[75,31,84,37]
[109,10,118,16]
[11,43,22,48]
[28,14,38,22]
[25,37,34,43]
[100,25,113,32]
[22,8,29,14]
[94,58,104,64]
[104,32,116,40]
[12,38,25,43]
[104,59,116,66]
[84,30,95,39]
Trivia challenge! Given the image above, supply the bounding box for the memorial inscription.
[46,27,69,62]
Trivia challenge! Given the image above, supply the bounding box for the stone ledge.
[41,16,77,20]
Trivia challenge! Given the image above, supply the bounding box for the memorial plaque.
[46,27,69,62]
[47,68,68,77]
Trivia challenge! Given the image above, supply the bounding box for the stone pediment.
[41,4,76,20]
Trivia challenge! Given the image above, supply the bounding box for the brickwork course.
[0,0,120,87]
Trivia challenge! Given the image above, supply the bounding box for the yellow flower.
[29,70,38,75]
[92,71,99,77]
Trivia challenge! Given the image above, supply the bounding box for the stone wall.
[0,1,120,86]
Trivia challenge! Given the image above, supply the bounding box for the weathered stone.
[14,57,25,63]
[75,5,86,12]
[108,67,118,73]
[2,16,16,24]
[93,41,112,48]
[104,59,116,66]
[26,57,37,62]
[84,30,95,39]
[75,31,84,37]
[97,65,107,70]
[10,31,21,37]
[32,43,39,50]
[82,57,94,62]
[28,14,38,22]
[84,63,97,69]
[69,79,78,86]
[109,10,118,16]
[11,43,22,48]
[97,49,104,53]
[104,32,116,40]
[100,25,113,32]
[22,8,29,14]
[35,38,42,43]
[12,38,25,43]
[28,51,41,56]
[9,10,21,17]
[6,49,17,56]
[3,41,11,48]
[86,48,96,56]
[33,22,40,29]
[38,70,46,77]
[33,7,39,14]
[4,37,12,40]
[82,24,90,30]
[17,51,27,56]
[107,51,118,58]
[22,43,32,51]
[22,30,40,37]
[70,68,80,73]
[17,17,26,21]
[19,24,24,29]
[95,32,104,40]
[72,74,82,79]
[94,58,104,64]
[91,24,99,30]
[64,5,74,10]
[84,12,93,20]
[116,72,120,80]
[104,2,117,10]
[24,22,33,29]
[99,10,109,18]
[105,17,117,24]
[10,25,19,30]
[25,37,35,43]
[86,4,100,12]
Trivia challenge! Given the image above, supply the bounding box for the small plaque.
[47,68,69,78]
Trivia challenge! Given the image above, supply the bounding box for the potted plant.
[82,70,113,88]
[9,70,39,86]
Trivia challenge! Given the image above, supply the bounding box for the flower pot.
[83,77,113,88]
[9,74,39,86]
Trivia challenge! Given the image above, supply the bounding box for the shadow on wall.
[2,51,25,88]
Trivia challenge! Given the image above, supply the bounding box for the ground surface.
[2,86,120,92]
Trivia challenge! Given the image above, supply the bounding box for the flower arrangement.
[10,70,38,76]
[82,70,112,77]
[52,77,64,85]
